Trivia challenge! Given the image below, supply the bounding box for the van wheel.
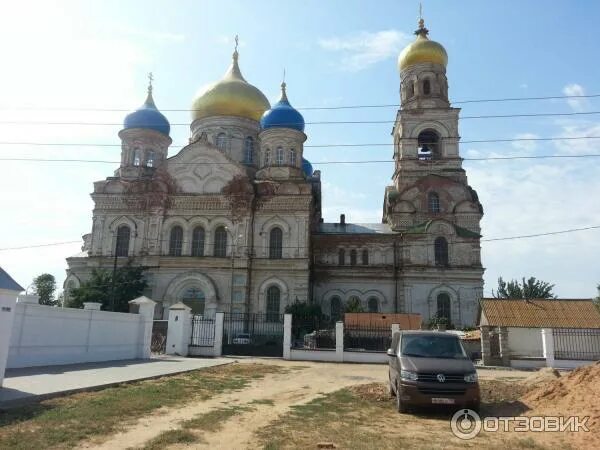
[395,383,407,413]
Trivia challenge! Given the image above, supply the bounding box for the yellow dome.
[398,20,448,72]
[191,51,270,122]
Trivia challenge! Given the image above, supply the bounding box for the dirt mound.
[520,361,600,449]
[349,383,390,402]
[521,367,561,390]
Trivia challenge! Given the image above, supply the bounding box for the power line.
[0,93,598,112]
[1,110,600,127]
[1,135,600,150]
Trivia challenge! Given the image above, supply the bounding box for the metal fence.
[344,325,392,352]
[222,313,284,357]
[190,316,215,347]
[151,320,168,354]
[291,315,336,350]
[553,328,600,361]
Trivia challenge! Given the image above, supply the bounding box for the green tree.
[69,264,147,312]
[594,284,600,308]
[492,276,556,300]
[344,297,364,313]
[284,301,322,318]
[32,273,57,306]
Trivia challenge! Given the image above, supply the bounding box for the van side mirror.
[387,348,395,357]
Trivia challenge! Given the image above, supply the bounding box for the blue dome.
[123,90,170,136]
[260,82,305,132]
[302,157,313,177]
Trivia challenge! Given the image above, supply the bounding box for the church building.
[65,18,484,328]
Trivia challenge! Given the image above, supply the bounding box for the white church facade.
[65,20,484,328]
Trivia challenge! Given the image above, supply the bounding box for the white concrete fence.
[0,292,155,387]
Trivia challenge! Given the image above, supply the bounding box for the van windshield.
[401,335,467,359]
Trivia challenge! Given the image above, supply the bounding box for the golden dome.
[191,50,270,122]
[398,19,448,72]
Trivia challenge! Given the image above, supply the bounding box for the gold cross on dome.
[234,35,239,52]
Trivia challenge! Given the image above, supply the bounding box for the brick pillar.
[480,326,493,366]
[335,321,344,362]
[541,328,555,368]
[283,314,292,360]
[498,326,510,366]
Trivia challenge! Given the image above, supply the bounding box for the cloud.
[318,30,410,71]
[552,120,600,155]
[563,83,589,111]
[511,133,539,152]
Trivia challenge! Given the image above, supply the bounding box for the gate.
[190,316,215,347]
[222,313,284,357]
[151,320,168,354]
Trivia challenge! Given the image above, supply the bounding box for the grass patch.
[249,399,275,406]
[141,429,198,450]
[0,363,281,450]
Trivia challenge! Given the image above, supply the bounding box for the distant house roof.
[318,223,396,235]
[0,266,25,292]
[478,298,600,329]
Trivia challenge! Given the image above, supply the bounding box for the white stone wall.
[507,327,544,358]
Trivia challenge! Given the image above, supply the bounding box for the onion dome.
[398,18,447,72]
[123,79,170,136]
[302,157,313,177]
[191,45,270,122]
[260,81,305,132]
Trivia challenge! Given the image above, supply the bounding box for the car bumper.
[398,381,480,408]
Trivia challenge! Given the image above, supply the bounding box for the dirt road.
[84,359,532,450]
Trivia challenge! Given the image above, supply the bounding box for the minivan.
[388,330,480,412]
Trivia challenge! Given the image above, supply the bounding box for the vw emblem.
[436,373,446,383]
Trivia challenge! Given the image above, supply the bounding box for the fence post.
[129,296,156,359]
[498,326,510,366]
[391,323,400,336]
[166,302,192,357]
[214,312,224,357]
[335,321,344,362]
[283,314,292,360]
[541,328,555,368]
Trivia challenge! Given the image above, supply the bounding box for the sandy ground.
[81,358,533,450]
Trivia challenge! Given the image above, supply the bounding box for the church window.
[436,293,451,323]
[244,137,254,163]
[276,147,284,165]
[214,226,228,257]
[169,226,183,256]
[350,249,357,266]
[266,286,281,322]
[368,297,379,313]
[216,132,227,151]
[133,149,141,166]
[362,249,369,265]
[338,248,345,265]
[407,81,415,98]
[115,225,130,257]
[269,227,283,259]
[417,129,440,160]
[428,192,441,213]
[191,226,205,257]
[330,296,342,321]
[264,148,271,166]
[146,150,155,167]
[434,237,449,266]
[423,79,431,95]
[183,287,205,315]
[289,149,297,166]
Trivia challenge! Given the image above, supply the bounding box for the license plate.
[431,397,455,404]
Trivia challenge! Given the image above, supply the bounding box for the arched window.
[362,249,369,265]
[264,148,271,166]
[169,226,183,256]
[434,237,449,266]
[437,293,451,323]
[289,149,297,166]
[216,132,227,150]
[428,192,440,213]
[244,137,254,163]
[146,150,155,167]
[133,149,141,166]
[191,226,205,257]
[214,226,228,257]
[338,248,345,265]
[276,147,284,165]
[350,249,357,266]
[417,129,440,160]
[330,296,342,321]
[407,81,415,98]
[183,287,205,315]
[115,225,130,257]
[266,286,281,322]
[423,79,431,95]
[269,227,283,259]
[368,297,379,313]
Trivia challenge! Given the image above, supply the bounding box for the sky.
[0,0,599,298]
